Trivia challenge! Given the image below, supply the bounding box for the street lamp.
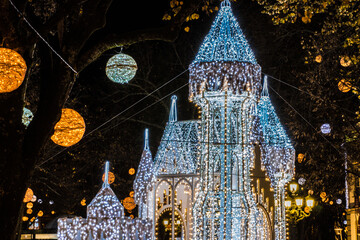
[285,181,315,223]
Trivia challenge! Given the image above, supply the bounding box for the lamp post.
[285,181,315,224]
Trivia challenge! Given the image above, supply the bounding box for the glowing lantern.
[102,171,115,184]
[122,197,136,211]
[315,55,322,63]
[289,182,299,193]
[297,153,305,163]
[338,79,351,93]
[37,210,43,217]
[306,197,315,208]
[105,53,137,84]
[23,188,34,203]
[130,214,134,219]
[22,216,29,221]
[27,208,33,215]
[128,168,135,175]
[284,199,292,208]
[80,198,86,206]
[336,199,342,205]
[26,202,33,209]
[0,48,27,93]
[51,108,86,147]
[340,56,351,67]
[22,107,33,127]
[31,195,37,202]
[51,211,55,214]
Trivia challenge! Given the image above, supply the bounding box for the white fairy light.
[137,1,294,239]
[58,161,152,240]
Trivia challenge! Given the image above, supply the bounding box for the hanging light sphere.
[320,123,331,134]
[51,108,86,147]
[122,197,136,211]
[80,198,86,206]
[102,171,115,184]
[340,56,351,67]
[298,177,306,186]
[0,48,27,93]
[338,79,352,93]
[26,202,33,209]
[105,53,137,84]
[297,153,305,163]
[22,107,34,127]
[336,199,342,205]
[128,168,135,175]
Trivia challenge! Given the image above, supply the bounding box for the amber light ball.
[122,197,136,211]
[102,171,115,184]
[51,108,86,147]
[0,48,27,93]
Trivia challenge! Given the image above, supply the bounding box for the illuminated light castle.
[134,0,295,240]
[57,162,152,240]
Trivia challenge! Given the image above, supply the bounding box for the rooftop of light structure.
[192,0,257,65]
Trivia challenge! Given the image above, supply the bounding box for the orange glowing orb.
[122,197,136,211]
[37,210,43,217]
[26,202,33,209]
[102,171,115,184]
[338,79,352,93]
[23,188,34,203]
[129,191,134,197]
[26,208,33,215]
[51,211,55,214]
[0,48,27,93]
[51,108,86,147]
[22,216,29,221]
[130,214,134,219]
[340,56,351,67]
[297,153,305,163]
[320,192,327,199]
[80,198,86,206]
[315,55,322,63]
[128,168,135,175]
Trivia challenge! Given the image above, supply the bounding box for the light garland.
[58,161,152,240]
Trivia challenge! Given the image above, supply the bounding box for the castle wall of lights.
[134,1,295,239]
[57,162,152,240]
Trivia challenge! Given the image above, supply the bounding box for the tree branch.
[76,0,203,71]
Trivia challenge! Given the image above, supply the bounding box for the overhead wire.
[8,0,78,74]
[38,73,189,167]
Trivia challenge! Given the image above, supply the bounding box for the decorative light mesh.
[22,107,33,127]
[105,53,137,84]
[58,162,152,240]
[153,120,200,175]
[192,0,257,64]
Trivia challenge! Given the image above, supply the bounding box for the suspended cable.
[268,84,343,156]
[38,75,189,166]
[8,0,78,74]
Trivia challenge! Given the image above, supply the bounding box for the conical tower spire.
[144,128,150,150]
[189,0,262,100]
[192,0,257,64]
[102,161,110,188]
[169,95,178,122]
[261,75,269,97]
[133,129,154,205]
